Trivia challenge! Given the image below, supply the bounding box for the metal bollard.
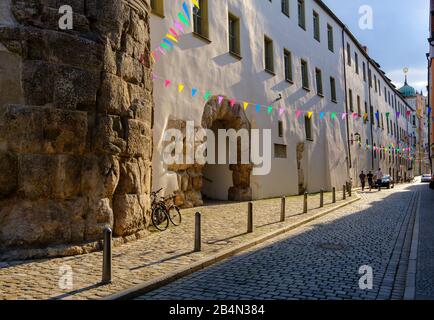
[332,187,336,203]
[247,202,253,233]
[280,197,286,222]
[303,192,308,213]
[102,227,112,284]
[343,185,346,200]
[320,189,324,208]
[194,212,201,252]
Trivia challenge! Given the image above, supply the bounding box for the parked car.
[378,175,394,189]
[421,174,432,183]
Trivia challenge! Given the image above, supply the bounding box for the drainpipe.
[366,59,375,170]
[341,27,352,175]
[427,53,433,174]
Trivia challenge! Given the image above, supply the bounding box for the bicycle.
[151,188,182,231]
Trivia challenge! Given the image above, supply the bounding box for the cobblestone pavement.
[0,190,354,300]
[415,183,434,300]
[139,184,419,300]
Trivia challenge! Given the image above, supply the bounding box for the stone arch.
[171,96,253,208]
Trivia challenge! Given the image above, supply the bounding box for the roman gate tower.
[0,0,153,259]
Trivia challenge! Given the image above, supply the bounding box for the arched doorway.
[169,96,253,208]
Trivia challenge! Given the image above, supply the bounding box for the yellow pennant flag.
[178,84,185,93]
[166,34,178,43]
[243,102,249,110]
[307,111,313,119]
[192,0,200,9]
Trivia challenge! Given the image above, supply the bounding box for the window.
[370,106,374,123]
[374,75,377,92]
[281,0,290,17]
[298,0,306,29]
[150,0,164,17]
[355,53,359,74]
[347,43,351,66]
[327,24,334,52]
[315,68,323,96]
[368,69,372,87]
[301,59,309,89]
[357,95,361,115]
[364,102,368,123]
[384,87,387,102]
[348,89,354,112]
[313,11,320,41]
[264,36,274,73]
[283,49,293,82]
[278,121,284,137]
[274,144,288,158]
[305,115,313,141]
[228,13,241,56]
[193,0,209,39]
[330,77,337,102]
[362,62,366,81]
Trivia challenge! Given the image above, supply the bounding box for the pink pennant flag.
[341,113,348,120]
[296,110,303,119]
[352,113,358,119]
[279,108,285,116]
[164,80,171,87]
[218,96,224,105]
[229,99,236,107]
[174,20,185,33]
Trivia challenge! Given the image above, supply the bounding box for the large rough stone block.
[81,155,120,199]
[0,105,88,154]
[113,194,148,236]
[93,115,127,155]
[0,152,18,198]
[0,197,87,248]
[126,119,152,157]
[22,61,100,110]
[84,198,114,241]
[97,73,131,115]
[17,154,82,200]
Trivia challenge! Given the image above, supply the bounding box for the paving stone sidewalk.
[0,191,352,300]
[139,184,417,300]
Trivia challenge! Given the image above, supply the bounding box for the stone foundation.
[0,0,153,259]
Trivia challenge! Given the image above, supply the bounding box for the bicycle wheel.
[168,205,182,226]
[151,207,169,231]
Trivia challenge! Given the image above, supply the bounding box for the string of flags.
[153,73,416,160]
[140,1,199,65]
[152,73,420,122]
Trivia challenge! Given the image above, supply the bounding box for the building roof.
[398,76,417,97]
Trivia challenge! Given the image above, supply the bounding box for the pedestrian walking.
[367,171,374,192]
[376,168,384,191]
[359,171,366,191]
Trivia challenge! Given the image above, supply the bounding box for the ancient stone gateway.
[0,0,153,259]
[167,97,253,208]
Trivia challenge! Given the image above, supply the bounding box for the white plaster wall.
[150,0,412,199]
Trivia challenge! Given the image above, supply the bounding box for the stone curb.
[404,192,421,300]
[104,195,361,300]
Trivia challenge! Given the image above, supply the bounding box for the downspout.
[428,55,433,174]
[367,60,375,170]
[341,26,352,174]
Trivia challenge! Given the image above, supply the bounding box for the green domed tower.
[398,75,417,98]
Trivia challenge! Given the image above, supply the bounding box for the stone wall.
[0,0,153,259]
[165,97,253,208]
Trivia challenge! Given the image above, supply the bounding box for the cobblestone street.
[0,190,354,300]
[139,183,425,300]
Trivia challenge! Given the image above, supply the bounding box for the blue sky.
[323,0,429,94]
